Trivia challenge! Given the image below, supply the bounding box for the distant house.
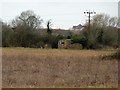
[58,39,82,49]
[72,24,84,30]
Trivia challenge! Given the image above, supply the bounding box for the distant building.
[72,24,83,30]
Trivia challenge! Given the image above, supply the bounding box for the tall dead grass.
[2,49,118,88]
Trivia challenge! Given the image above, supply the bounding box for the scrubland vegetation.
[1,10,119,49]
[1,10,119,88]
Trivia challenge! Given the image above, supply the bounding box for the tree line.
[1,10,119,49]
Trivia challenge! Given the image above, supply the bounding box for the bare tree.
[108,17,118,27]
[92,14,118,28]
[11,10,43,30]
[82,14,118,49]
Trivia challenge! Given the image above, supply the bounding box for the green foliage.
[71,36,87,48]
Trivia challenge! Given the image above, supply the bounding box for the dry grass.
[2,48,118,88]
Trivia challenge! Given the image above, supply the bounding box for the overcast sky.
[0,0,119,29]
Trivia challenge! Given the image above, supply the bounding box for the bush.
[71,36,87,48]
[2,23,14,47]
[36,42,45,48]
[102,27,118,48]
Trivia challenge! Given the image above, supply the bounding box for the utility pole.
[84,10,96,49]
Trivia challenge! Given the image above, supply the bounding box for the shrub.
[36,42,45,48]
[71,37,87,48]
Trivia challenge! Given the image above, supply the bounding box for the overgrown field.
[2,48,118,88]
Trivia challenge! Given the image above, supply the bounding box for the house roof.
[72,24,83,30]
